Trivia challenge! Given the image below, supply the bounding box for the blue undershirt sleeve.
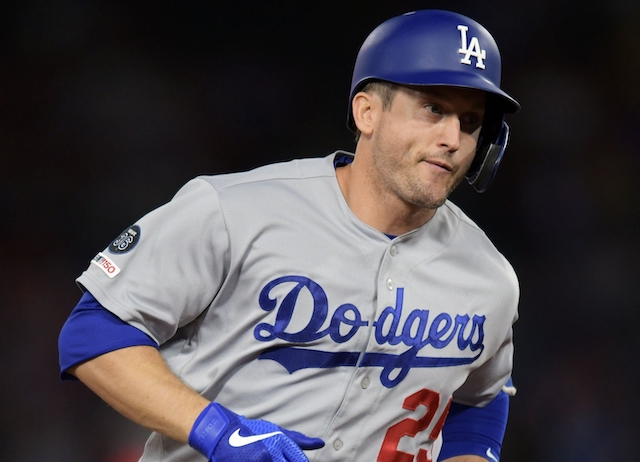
[438,391,509,461]
[58,291,158,380]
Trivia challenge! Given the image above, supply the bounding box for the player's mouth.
[423,158,453,172]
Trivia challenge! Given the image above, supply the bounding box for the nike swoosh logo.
[228,429,284,447]
[486,447,499,462]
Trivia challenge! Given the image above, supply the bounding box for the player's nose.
[436,116,461,153]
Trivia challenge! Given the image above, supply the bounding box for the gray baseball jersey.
[77,151,519,462]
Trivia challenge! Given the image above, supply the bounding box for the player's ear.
[352,91,377,137]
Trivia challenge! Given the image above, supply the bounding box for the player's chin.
[416,180,458,208]
[413,188,450,209]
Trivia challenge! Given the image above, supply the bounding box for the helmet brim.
[347,74,520,132]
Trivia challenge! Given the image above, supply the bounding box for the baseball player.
[59,10,520,462]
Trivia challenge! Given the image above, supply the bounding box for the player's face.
[370,85,485,209]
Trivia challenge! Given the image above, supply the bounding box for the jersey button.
[390,245,398,256]
[361,377,371,389]
[333,439,344,451]
[386,278,394,290]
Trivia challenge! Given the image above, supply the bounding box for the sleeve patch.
[90,252,121,278]
[108,225,141,254]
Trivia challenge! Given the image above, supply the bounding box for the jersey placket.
[316,238,405,461]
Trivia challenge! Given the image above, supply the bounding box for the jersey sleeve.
[58,291,158,380]
[75,178,230,344]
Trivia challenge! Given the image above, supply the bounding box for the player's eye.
[424,104,443,115]
[460,113,483,134]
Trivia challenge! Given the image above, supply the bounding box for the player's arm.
[437,390,510,462]
[71,344,209,442]
[59,293,211,442]
[59,291,324,461]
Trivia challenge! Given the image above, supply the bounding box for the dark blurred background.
[1,0,638,460]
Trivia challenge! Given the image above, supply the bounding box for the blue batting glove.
[188,402,325,462]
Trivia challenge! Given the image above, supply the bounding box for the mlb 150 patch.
[91,252,121,278]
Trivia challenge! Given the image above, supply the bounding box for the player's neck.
[336,156,436,236]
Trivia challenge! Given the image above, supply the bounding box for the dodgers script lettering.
[254,276,485,388]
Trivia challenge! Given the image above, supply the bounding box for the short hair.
[353,80,399,142]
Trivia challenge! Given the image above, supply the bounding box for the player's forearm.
[70,345,209,443]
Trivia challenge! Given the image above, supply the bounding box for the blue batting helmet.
[347,10,521,192]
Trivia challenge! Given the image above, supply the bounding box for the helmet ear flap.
[466,119,510,193]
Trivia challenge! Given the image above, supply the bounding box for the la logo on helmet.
[457,25,486,69]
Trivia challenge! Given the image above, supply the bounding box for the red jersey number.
[378,388,451,462]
